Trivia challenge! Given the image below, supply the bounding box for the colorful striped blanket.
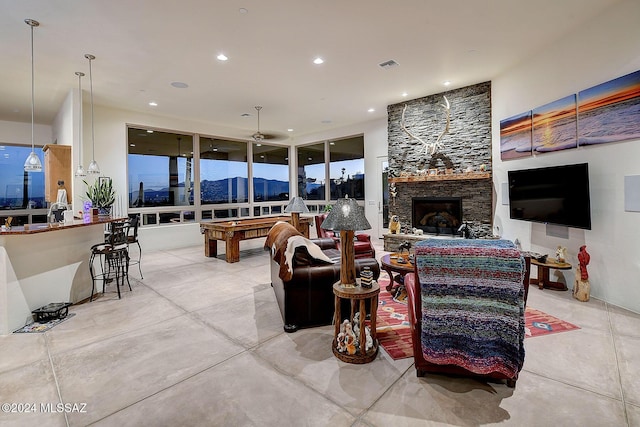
[415,239,526,378]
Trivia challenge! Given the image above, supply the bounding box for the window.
[252,143,289,202]
[0,144,45,210]
[200,137,248,204]
[297,143,325,201]
[329,136,365,200]
[128,128,194,207]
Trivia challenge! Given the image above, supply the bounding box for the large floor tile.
[0,333,48,374]
[0,360,67,427]
[363,368,626,426]
[45,284,186,354]
[609,304,640,338]
[150,272,262,312]
[193,286,284,348]
[139,261,221,290]
[255,325,414,416]
[627,403,640,427]
[92,352,355,427]
[523,324,621,399]
[52,315,245,425]
[525,287,611,333]
[615,334,640,406]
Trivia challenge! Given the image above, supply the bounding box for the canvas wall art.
[578,69,640,146]
[532,94,577,153]
[500,111,532,160]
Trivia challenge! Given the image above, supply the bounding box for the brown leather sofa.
[314,213,376,259]
[266,222,380,333]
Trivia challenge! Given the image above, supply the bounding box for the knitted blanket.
[415,239,525,378]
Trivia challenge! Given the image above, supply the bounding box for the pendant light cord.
[88,57,95,160]
[29,22,35,151]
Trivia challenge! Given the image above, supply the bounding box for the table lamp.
[284,196,309,232]
[321,196,371,287]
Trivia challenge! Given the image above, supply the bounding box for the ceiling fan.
[249,106,284,142]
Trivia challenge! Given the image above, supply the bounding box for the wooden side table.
[530,258,572,291]
[380,253,414,293]
[332,281,380,364]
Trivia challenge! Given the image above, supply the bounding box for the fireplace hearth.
[412,197,462,236]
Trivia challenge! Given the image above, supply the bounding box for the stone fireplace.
[386,81,494,238]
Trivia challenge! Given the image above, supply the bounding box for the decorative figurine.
[389,215,401,234]
[360,267,373,288]
[556,245,567,263]
[398,241,412,255]
[389,182,397,207]
[574,245,591,302]
[344,321,357,355]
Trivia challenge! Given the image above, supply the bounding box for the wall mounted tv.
[508,163,591,230]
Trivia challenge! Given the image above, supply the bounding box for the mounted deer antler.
[401,96,450,156]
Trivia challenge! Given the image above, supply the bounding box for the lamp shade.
[321,197,371,231]
[284,196,309,214]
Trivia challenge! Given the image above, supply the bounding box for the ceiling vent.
[378,59,399,69]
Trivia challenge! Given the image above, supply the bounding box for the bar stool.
[89,221,131,301]
[126,213,143,278]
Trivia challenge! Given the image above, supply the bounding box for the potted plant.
[84,177,116,216]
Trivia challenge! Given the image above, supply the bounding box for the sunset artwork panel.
[532,94,577,153]
[500,111,532,160]
[578,69,640,146]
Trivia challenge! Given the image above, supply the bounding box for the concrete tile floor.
[1,239,638,426]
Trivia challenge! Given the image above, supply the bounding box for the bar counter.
[0,216,124,335]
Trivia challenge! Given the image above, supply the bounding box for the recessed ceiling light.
[171,81,189,88]
[147,130,154,133]
[287,128,294,132]
[217,53,228,61]
[241,113,251,117]
[329,142,335,145]
[129,144,135,147]
[443,81,451,86]
[213,148,218,152]
[256,143,262,147]
[149,101,158,107]
[368,108,375,113]
[401,92,408,97]
[313,57,324,65]
[239,7,248,14]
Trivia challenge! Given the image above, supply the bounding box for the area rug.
[376,279,413,360]
[525,307,580,338]
[13,313,76,333]
[375,278,580,359]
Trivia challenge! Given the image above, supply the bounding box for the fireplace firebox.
[412,197,462,236]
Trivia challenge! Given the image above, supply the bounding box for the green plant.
[323,204,333,212]
[84,178,116,208]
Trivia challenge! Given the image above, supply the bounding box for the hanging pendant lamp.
[23,19,43,172]
[85,53,100,174]
[74,71,86,177]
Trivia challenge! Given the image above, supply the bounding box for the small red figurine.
[578,245,590,280]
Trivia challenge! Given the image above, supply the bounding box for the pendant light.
[85,54,100,174]
[74,71,86,177]
[23,19,43,172]
[252,106,264,145]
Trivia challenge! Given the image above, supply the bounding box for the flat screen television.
[508,163,591,230]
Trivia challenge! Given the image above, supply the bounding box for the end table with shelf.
[332,281,379,364]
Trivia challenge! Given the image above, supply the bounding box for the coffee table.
[380,253,414,293]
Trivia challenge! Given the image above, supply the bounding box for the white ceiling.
[0,0,622,142]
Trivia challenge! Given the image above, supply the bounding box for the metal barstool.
[89,221,131,300]
[126,213,143,278]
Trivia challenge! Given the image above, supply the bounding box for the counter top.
[0,216,125,235]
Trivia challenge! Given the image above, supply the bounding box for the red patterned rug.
[375,278,580,360]
[525,307,580,338]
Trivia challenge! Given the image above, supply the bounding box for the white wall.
[492,0,640,313]
[0,120,51,146]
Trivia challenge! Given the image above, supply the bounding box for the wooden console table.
[530,258,572,291]
[200,216,311,263]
